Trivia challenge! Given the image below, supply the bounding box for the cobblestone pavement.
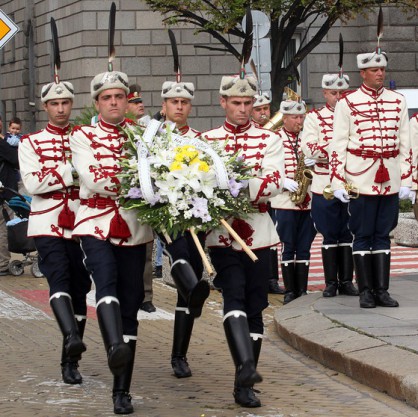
[0,270,417,417]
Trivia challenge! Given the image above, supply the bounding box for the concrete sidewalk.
[275,274,418,409]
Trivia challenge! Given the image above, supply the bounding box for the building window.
[282,33,301,96]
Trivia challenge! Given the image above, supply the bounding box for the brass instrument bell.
[323,183,360,200]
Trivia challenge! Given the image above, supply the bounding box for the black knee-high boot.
[170,260,210,318]
[171,308,195,378]
[337,245,358,296]
[268,248,285,294]
[281,261,296,304]
[321,246,338,297]
[372,251,399,307]
[234,335,263,408]
[223,311,262,389]
[295,261,309,297]
[96,297,132,376]
[113,339,136,415]
[61,315,86,384]
[353,253,375,308]
[50,293,86,360]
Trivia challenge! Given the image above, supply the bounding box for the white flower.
[155,173,183,205]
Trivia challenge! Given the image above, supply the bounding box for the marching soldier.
[159,31,210,380]
[251,93,285,295]
[69,5,153,414]
[270,100,317,304]
[301,73,358,298]
[18,19,91,385]
[411,112,418,199]
[329,48,411,309]
[127,83,157,314]
[202,73,285,408]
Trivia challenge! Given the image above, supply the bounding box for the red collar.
[98,119,127,133]
[325,103,335,112]
[46,123,71,135]
[360,83,385,99]
[223,119,251,134]
[283,128,298,139]
[178,125,190,135]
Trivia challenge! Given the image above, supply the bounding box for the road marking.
[0,289,51,320]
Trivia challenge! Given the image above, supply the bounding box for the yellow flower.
[190,158,209,172]
[170,161,184,171]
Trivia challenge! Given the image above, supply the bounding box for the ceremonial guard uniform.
[330,50,411,309]
[127,84,157,314]
[270,100,316,304]
[158,77,211,380]
[410,113,418,192]
[19,69,91,383]
[70,7,153,411]
[251,93,285,295]
[202,74,285,408]
[301,74,358,298]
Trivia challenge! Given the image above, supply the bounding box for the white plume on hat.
[322,74,350,90]
[253,93,271,107]
[41,81,74,103]
[357,52,388,69]
[161,81,195,100]
[219,75,258,97]
[90,71,129,99]
[279,100,306,115]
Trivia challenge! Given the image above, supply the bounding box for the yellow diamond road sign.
[0,9,19,49]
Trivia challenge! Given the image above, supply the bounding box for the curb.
[274,292,418,409]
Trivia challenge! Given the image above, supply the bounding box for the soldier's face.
[43,98,73,127]
[221,96,254,126]
[126,100,145,119]
[252,104,271,125]
[283,114,305,134]
[360,67,386,89]
[162,98,192,127]
[95,89,128,125]
[323,89,344,109]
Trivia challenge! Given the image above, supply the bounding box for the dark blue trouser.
[161,231,205,308]
[80,236,146,336]
[273,209,317,262]
[311,194,352,245]
[209,246,270,335]
[348,194,398,252]
[35,236,91,316]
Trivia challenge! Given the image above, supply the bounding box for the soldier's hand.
[409,191,416,204]
[334,189,350,203]
[284,178,299,192]
[304,157,316,167]
[399,186,411,200]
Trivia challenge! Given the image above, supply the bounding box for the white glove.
[284,178,299,192]
[399,186,411,200]
[334,189,350,203]
[409,191,416,204]
[304,157,316,167]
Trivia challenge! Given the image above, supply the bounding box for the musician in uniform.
[251,93,271,128]
[201,74,285,408]
[158,80,211,380]
[70,68,153,414]
[19,77,91,384]
[330,49,411,309]
[301,73,358,298]
[251,92,285,295]
[270,100,317,304]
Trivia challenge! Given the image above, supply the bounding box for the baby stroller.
[1,187,43,278]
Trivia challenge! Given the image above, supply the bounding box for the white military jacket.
[270,128,312,211]
[201,119,284,250]
[178,124,200,139]
[410,113,418,191]
[330,84,412,195]
[69,119,153,246]
[19,123,79,239]
[301,104,335,195]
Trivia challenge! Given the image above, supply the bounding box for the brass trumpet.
[263,87,301,131]
[323,183,360,200]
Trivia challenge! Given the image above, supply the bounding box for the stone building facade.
[0,1,416,133]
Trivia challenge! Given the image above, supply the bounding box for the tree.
[144,0,416,109]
